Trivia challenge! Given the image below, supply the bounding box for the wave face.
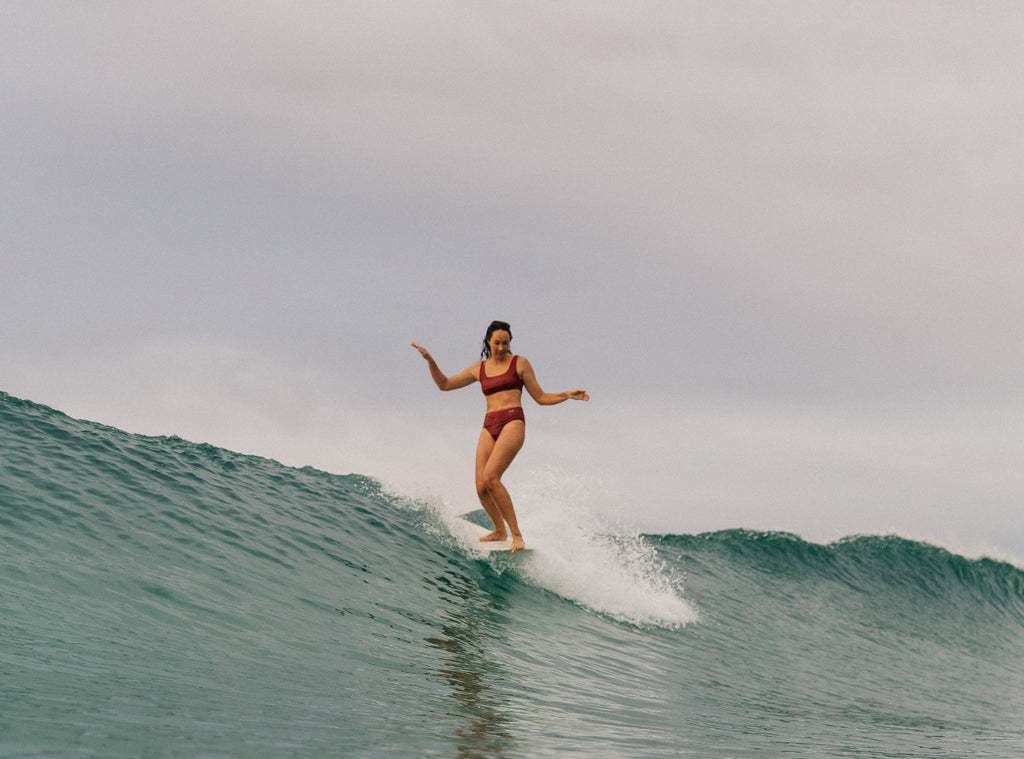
[2,391,1024,758]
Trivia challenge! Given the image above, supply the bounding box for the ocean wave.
[4,390,1024,758]
[650,528,1024,622]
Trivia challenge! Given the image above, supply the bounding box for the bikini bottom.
[483,406,525,441]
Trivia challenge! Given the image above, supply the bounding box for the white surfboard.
[455,516,533,554]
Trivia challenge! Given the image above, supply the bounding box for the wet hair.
[480,320,513,359]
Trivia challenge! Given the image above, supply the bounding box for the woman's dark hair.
[481,320,513,359]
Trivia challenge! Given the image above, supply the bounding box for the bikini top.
[479,355,523,396]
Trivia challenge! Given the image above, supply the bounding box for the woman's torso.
[479,355,523,411]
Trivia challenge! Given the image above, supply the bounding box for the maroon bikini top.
[480,356,523,395]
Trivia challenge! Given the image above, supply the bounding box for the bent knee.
[478,473,503,495]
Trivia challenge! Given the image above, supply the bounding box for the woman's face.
[488,330,511,359]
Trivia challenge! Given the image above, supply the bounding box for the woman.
[412,320,589,552]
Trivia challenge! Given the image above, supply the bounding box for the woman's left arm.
[519,356,590,405]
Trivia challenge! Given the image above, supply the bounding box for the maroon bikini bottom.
[483,406,525,441]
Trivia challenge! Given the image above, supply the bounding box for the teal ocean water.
[2,390,1023,758]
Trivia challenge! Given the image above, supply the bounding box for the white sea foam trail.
[441,467,698,628]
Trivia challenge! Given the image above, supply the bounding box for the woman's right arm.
[411,343,478,391]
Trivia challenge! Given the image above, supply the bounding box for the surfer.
[411,320,589,552]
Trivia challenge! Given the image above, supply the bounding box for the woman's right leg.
[475,421,526,548]
[474,430,507,539]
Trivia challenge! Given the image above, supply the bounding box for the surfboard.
[455,516,533,554]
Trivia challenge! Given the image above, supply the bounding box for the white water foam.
[439,467,699,629]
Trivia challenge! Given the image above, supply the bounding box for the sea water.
[2,391,1023,757]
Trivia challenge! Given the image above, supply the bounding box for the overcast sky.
[4,2,1023,560]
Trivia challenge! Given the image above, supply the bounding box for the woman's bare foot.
[510,534,525,552]
[479,530,507,542]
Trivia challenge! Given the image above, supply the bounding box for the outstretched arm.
[411,343,478,391]
[519,356,590,406]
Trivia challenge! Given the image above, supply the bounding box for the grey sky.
[4,2,1023,560]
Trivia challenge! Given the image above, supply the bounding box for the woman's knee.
[478,471,503,495]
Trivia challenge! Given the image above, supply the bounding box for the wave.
[4,390,1024,757]
[650,528,1024,622]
